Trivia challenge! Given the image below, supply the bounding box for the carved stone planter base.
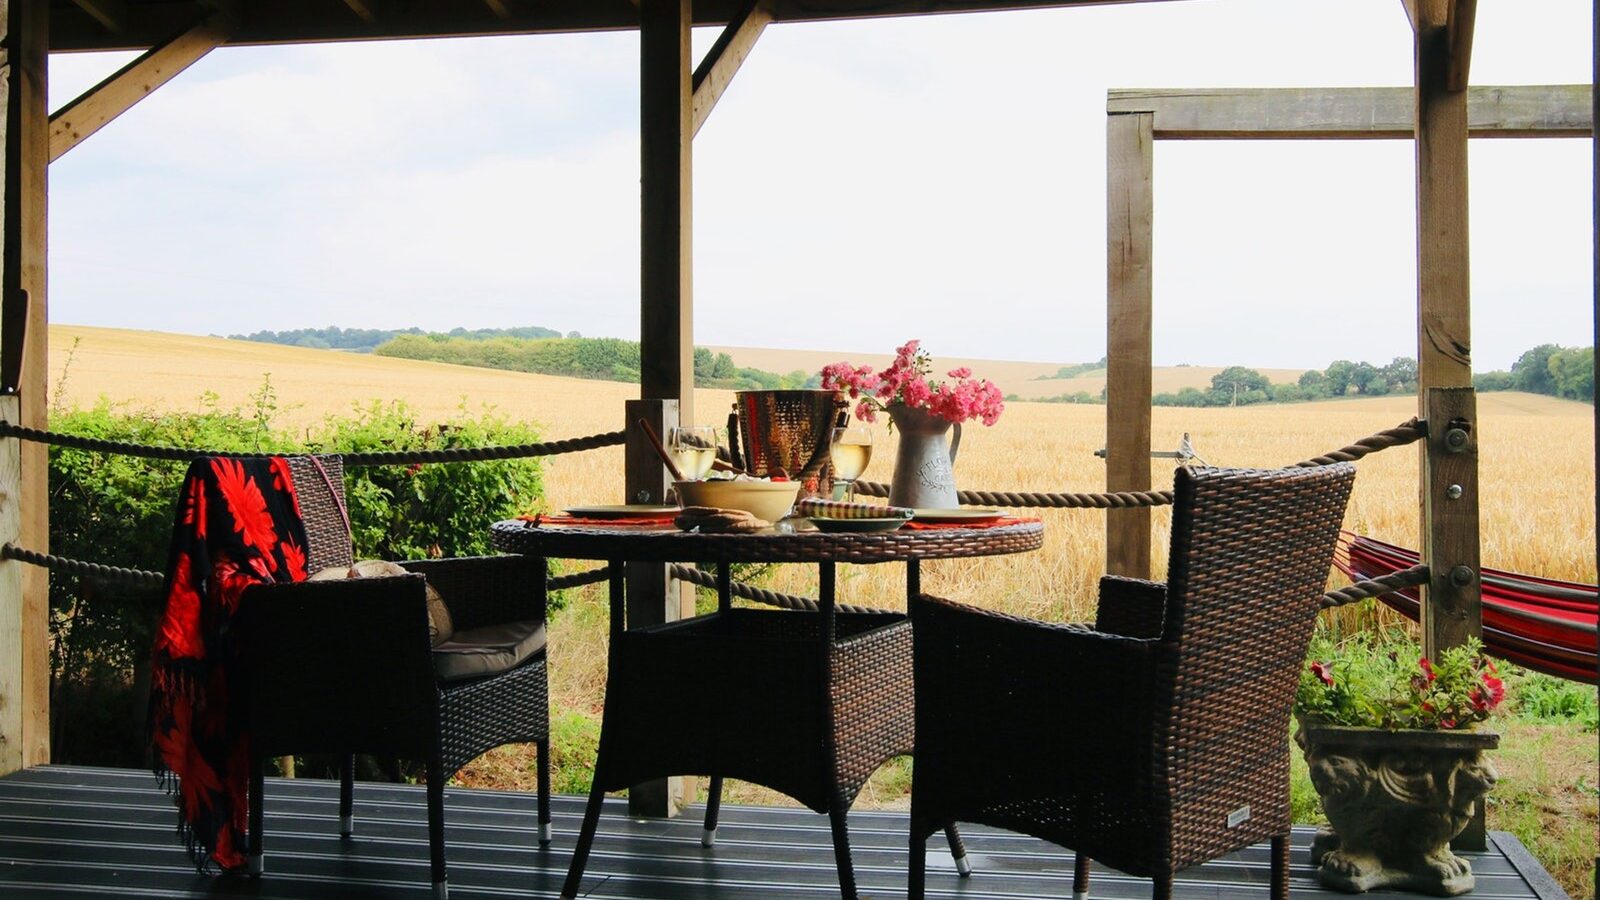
[1297,724,1499,896]
[1310,826,1477,896]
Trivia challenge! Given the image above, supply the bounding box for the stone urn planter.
[1296,722,1499,896]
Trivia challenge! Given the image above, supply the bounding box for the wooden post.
[1415,0,1483,851]
[639,0,693,431]
[0,0,49,774]
[1105,110,1154,579]
[622,399,686,816]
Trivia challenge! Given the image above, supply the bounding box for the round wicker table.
[489,518,1043,900]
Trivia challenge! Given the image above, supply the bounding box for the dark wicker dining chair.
[237,456,552,900]
[908,463,1356,900]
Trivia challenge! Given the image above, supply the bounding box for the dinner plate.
[810,517,910,534]
[564,505,680,519]
[911,508,1007,524]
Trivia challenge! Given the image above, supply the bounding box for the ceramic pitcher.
[887,404,961,509]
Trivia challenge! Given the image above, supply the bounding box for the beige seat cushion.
[432,620,547,683]
[309,560,454,646]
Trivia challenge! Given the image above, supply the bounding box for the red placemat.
[518,513,678,528]
[903,516,1040,531]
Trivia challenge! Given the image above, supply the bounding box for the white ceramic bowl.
[675,479,801,524]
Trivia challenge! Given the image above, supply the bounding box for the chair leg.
[701,776,724,848]
[426,757,447,900]
[339,755,355,838]
[536,739,553,846]
[560,780,608,900]
[1073,853,1090,900]
[943,822,971,876]
[1152,870,1173,900]
[826,794,859,900]
[247,757,265,877]
[1271,833,1290,900]
[908,817,928,900]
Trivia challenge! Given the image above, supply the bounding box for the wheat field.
[50,323,1596,715]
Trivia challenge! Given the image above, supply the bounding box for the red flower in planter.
[1311,661,1335,687]
[1418,657,1436,681]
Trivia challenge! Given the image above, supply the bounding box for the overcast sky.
[47,0,1592,371]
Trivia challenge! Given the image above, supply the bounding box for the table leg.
[716,562,731,614]
[906,557,921,603]
[562,561,627,897]
[816,561,858,898]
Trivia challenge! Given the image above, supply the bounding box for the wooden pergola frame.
[0,0,1591,834]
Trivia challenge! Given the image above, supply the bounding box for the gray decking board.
[0,766,1560,899]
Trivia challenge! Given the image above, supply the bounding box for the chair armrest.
[1095,574,1167,639]
[912,594,1157,801]
[238,576,437,758]
[397,554,545,631]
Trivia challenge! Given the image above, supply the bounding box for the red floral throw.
[149,457,309,872]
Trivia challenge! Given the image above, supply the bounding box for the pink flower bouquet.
[820,340,1005,427]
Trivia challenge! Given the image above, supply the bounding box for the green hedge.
[47,389,546,767]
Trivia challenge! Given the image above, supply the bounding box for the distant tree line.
[1033,357,1107,381]
[375,333,820,391]
[1472,344,1594,402]
[230,325,562,352]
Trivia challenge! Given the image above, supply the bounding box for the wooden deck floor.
[0,766,1567,899]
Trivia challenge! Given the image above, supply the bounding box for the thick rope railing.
[1319,565,1430,609]
[668,563,866,613]
[0,421,625,465]
[853,417,1426,509]
[0,544,165,590]
[548,567,611,592]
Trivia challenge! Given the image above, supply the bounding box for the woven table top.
[489,518,1044,564]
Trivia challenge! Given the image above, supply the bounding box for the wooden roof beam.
[341,0,378,24]
[70,0,128,33]
[1105,85,1593,139]
[1446,0,1476,91]
[48,10,235,163]
[691,0,772,137]
[1401,0,1416,31]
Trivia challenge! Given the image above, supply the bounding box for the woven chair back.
[286,456,354,574]
[1155,463,1355,866]
[731,390,844,480]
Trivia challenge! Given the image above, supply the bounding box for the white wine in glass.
[668,425,718,481]
[830,426,874,499]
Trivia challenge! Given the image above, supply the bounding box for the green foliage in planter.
[1296,630,1505,730]
[47,387,547,768]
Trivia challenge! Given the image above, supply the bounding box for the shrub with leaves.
[1296,632,1505,730]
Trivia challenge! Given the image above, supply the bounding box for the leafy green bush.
[47,388,547,767]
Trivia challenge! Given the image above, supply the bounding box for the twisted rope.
[548,567,611,592]
[1,544,164,590]
[1320,565,1430,609]
[1292,418,1426,468]
[0,422,625,465]
[854,418,1425,509]
[669,563,871,614]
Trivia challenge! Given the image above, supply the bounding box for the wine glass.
[668,425,718,481]
[829,425,873,501]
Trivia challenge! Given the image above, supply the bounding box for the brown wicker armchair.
[908,464,1356,900]
[237,457,551,900]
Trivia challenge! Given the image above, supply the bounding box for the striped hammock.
[1334,532,1598,684]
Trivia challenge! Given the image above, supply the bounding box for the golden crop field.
[50,323,1596,716]
[706,343,1308,401]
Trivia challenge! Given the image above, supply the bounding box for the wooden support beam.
[1446,0,1476,91]
[691,0,772,137]
[70,0,127,33]
[633,0,693,819]
[1105,85,1593,140]
[1415,0,1483,851]
[1401,0,1417,31]
[640,0,693,425]
[341,0,377,24]
[0,0,50,775]
[49,11,233,164]
[1105,111,1154,579]
[482,0,514,19]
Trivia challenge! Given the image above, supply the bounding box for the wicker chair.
[908,464,1356,900]
[237,456,551,900]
